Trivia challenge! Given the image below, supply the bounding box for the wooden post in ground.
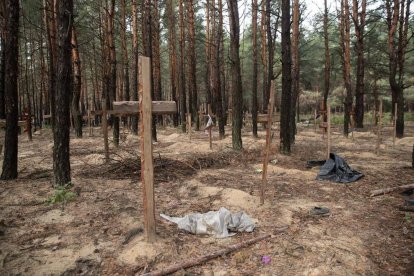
[208,104,212,150]
[314,109,317,133]
[376,99,383,155]
[88,110,93,136]
[102,100,109,162]
[187,113,191,140]
[327,101,331,160]
[260,81,275,205]
[139,56,156,242]
[393,103,397,147]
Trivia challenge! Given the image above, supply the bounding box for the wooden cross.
[111,56,176,242]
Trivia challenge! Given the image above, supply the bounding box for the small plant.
[45,182,76,205]
[403,213,412,223]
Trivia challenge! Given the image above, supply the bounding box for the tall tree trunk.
[265,0,273,115]
[71,27,82,138]
[340,0,352,137]
[280,0,292,154]
[187,0,199,131]
[323,0,330,109]
[120,0,130,125]
[251,0,258,137]
[107,0,119,146]
[44,0,57,127]
[142,0,156,141]
[178,0,186,132]
[260,0,267,112]
[215,0,224,137]
[227,0,243,150]
[167,0,178,126]
[21,17,32,141]
[0,32,5,119]
[53,0,73,186]
[290,0,300,143]
[352,0,366,128]
[152,0,162,126]
[1,0,19,180]
[205,0,211,108]
[131,0,139,134]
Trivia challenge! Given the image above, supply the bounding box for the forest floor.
[0,121,413,275]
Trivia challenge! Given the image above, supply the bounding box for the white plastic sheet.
[161,207,255,238]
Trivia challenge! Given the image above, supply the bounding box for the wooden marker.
[261,80,275,205]
[187,113,192,140]
[102,99,109,163]
[139,56,156,242]
[376,99,383,155]
[327,101,331,160]
[393,103,397,147]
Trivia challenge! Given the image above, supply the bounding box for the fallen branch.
[141,234,271,276]
[370,184,414,197]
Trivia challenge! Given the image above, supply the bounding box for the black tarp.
[316,153,364,183]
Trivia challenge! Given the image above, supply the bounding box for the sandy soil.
[0,122,413,275]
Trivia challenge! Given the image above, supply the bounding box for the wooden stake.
[376,99,383,155]
[187,113,191,140]
[142,234,271,276]
[327,101,331,160]
[314,109,317,133]
[139,56,156,242]
[393,103,397,147]
[102,99,109,163]
[261,81,275,205]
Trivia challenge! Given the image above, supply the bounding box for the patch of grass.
[45,182,76,205]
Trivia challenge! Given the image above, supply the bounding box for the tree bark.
[340,0,352,137]
[280,0,292,154]
[291,0,300,143]
[251,0,258,137]
[323,0,330,110]
[120,0,130,126]
[352,0,366,128]
[215,0,224,137]
[227,0,243,150]
[167,0,178,127]
[178,0,186,133]
[186,0,199,131]
[1,0,19,180]
[131,0,139,134]
[152,0,162,127]
[53,0,73,186]
[71,27,82,138]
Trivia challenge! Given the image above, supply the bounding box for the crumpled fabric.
[160,207,255,238]
[317,153,364,183]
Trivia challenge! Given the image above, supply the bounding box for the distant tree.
[1,0,20,180]
[280,0,292,154]
[53,0,73,186]
[340,0,352,137]
[71,26,82,138]
[131,0,139,135]
[352,0,367,128]
[291,0,300,143]
[385,0,410,138]
[251,0,258,137]
[166,0,178,126]
[227,0,243,150]
[323,0,331,111]
[120,0,130,107]
[178,0,186,132]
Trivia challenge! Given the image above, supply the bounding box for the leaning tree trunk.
[53,0,73,186]
[279,0,292,154]
[71,27,82,138]
[227,0,243,150]
[1,0,20,180]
